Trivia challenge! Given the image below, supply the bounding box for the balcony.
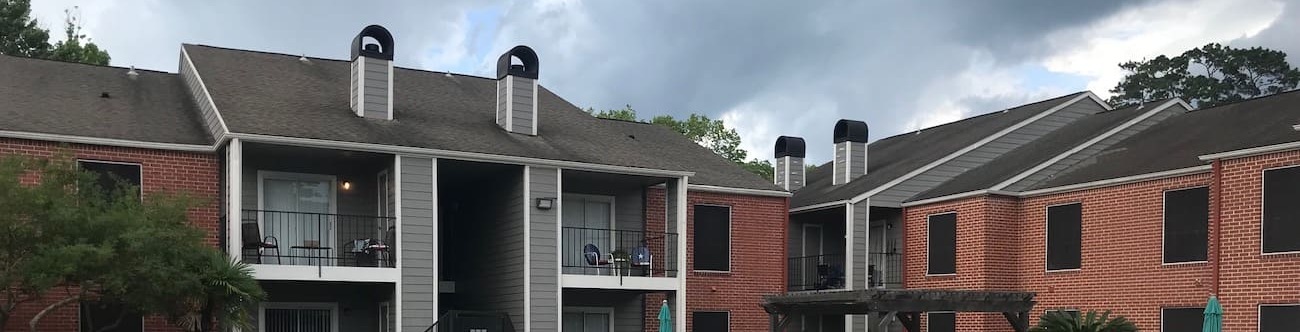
[240,209,396,268]
[868,252,903,289]
[561,227,678,279]
[788,253,846,291]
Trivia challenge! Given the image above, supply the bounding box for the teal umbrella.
[1204,295,1223,332]
[659,300,673,332]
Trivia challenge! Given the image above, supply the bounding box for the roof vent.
[100,92,110,98]
[299,54,310,63]
[1292,124,1300,131]
[126,66,138,79]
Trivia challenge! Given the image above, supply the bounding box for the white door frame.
[259,302,340,332]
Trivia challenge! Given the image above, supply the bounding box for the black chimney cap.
[496,45,539,80]
[351,25,395,61]
[775,136,806,158]
[833,119,868,143]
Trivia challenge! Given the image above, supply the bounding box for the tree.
[0,0,51,58]
[1108,43,1300,108]
[0,2,109,65]
[1029,310,1137,332]
[588,106,775,179]
[170,253,265,332]
[0,153,244,331]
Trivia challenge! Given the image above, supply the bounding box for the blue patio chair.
[631,246,653,275]
[583,244,613,273]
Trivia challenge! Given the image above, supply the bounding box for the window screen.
[1162,307,1204,332]
[1260,305,1300,332]
[1263,167,1300,253]
[928,312,955,332]
[1164,187,1209,263]
[80,301,143,332]
[693,205,731,271]
[692,311,728,332]
[927,213,957,275]
[1047,203,1082,271]
[79,160,142,198]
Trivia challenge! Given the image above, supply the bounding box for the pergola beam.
[762,289,1036,332]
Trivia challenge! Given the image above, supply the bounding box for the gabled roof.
[1031,90,1300,190]
[0,54,211,145]
[790,92,1086,208]
[182,44,778,191]
[908,101,1167,201]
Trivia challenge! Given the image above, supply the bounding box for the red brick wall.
[1217,150,1300,332]
[904,172,1214,331]
[643,189,788,332]
[1,138,221,332]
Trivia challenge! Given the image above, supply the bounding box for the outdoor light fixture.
[341,181,352,191]
[535,197,555,210]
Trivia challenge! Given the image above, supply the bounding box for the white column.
[226,138,243,261]
[674,176,689,332]
[394,155,403,331]
[430,158,439,327]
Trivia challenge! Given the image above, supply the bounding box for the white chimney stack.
[496,46,540,135]
[774,136,806,191]
[832,119,868,185]
[349,25,395,120]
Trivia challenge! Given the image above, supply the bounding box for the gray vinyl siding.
[870,98,1100,205]
[1004,103,1189,191]
[179,51,225,139]
[851,201,870,332]
[847,141,867,180]
[777,157,806,190]
[775,157,786,187]
[833,142,847,185]
[529,167,560,331]
[401,157,437,331]
[511,77,537,134]
[562,290,644,331]
[458,169,526,328]
[361,57,390,119]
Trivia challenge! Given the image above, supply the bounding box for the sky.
[28,0,1300,164]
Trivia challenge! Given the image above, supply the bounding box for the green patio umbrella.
[1204,295,1223,332]
[659,300,673,332]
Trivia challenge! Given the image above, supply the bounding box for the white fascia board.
[1199,141,1300,161]
[688,184,792,197]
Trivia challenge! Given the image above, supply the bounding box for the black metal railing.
[240,209,396,268]
[788,253,846,291]
[869,251,903,289]
[561,227,679,277]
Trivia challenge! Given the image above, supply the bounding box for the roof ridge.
[1184,88,1300,113]
[0,53,175,75]
[183,43,499,81]
[870,91,1088,144]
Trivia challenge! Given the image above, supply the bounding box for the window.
[79,301,142,332]
[692,311,728,332]
[78,160,142,199]
[261,303,338,332]
[927,312,955,332]
[1164,187,1209,263]
[1260,304,1300,332]
[563,307,612,332]
[693,205,731,271]
[1263,166,1300,253]
[927,213,957,275]
[1161,307,1203,332]
[1046,203,1082,271]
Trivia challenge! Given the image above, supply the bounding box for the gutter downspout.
[1211,159,1223,296]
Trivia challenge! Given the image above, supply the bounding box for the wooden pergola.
[761,289,1037,332]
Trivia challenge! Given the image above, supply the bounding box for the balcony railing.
[788,254,846,291]
[240,209,396,268]
[561,227,678,277]
[787,252,902,291]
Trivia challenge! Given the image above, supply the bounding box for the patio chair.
[631,245,653,276]
[816,264,845,290]
[365,226,396,267]
[583,244,613,274]
[241,223,279,264]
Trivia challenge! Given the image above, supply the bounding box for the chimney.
[833,119,868,185]
[774,136,806,191]
[350,25,395,120]
[496,46,540,135]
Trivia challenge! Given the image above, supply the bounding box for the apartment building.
[0,24,789,332]
[778,89,1300,332]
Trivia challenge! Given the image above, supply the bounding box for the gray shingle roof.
[182,45,777,191]
[790,92,1085,208]
[907,101,1160,201]
[1030,90,1300,190]
[0,54,211,145]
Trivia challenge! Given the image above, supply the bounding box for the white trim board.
[523,165,532,332]
[251,264,399,282]
[181,46,231,134]
[559,274,680,291]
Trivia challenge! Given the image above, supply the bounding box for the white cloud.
[1041,0,1284,97]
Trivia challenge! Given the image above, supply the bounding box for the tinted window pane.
[1162,308,1204,332]
[80,301,143,332]
[1261,305,1300,332]
[1264,167,1300,253]
[692,311,728,332]
[928,312,955,332]
[1164,187,1209,263]
[693,205,731,271]
[1047,203,1082,270]
[927,213,956,275]
[79,161,142,198]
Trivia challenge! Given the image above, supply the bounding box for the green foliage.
[0,2,109,65]
[0,0,51,58]
[588,105,776,180]
[1108,43,1300,108]
[171,253,265,332]
[1029,310,1138,332]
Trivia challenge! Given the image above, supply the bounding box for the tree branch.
[28,294,80,332]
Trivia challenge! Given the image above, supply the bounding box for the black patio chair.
[242,223,279,264]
